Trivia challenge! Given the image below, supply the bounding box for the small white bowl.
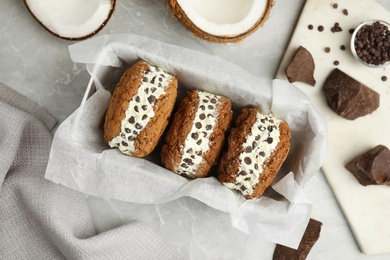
[350,19,390,68]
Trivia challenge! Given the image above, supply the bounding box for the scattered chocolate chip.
[151,87,157,93]
[267,125,274,132]
[195,122,202,129]
[259,151,265,157]
[244,157,252,165]
[333,3,338,8]
[244,177,251,181]
[331,22,343,33]
[145,88,149,94]
[349,28,354,34]
[345,145,390,186]
[202,132,207,137]
[159,77,162,82]
[142,105,148,111]
[200,105,206,110]
[191,133,199,140]
[210,98,217,103]
[382,76,387,81]
[318,25,324,32]
[252,141,257,149]
[183,158,193,165]
[340,45,346,50]
[125,128,131,133]
[135,96,140,102]
[128,136,135,141]
[266,137,273,144]
[325,47,331,53]
[308,24,313,30]
[128,116,135,124]
[207,114,213,118]
[199,113,206,120]
[285,46,316,86]
[206,125,212,130]
[196,139,202,145]
[186,148,193,153]
[135,123,142,129]
[181,163,188,169]
[343,9,348,15]
[240,186,247,191]
[254,163,259,170]
[203,99,209,103]
[245,146,252,153]
[334,60,339,65]
[208,105,214,110]
[259,126,266,131]
[196,151,202,156]
[121,141,128,147]
[142,77,148,82]
[142,115,148,120]
[134,106,139,113]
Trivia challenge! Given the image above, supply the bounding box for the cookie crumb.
[349,28,355,34]
[382,76,388,81]
[308,24,314,30]
[343,9,348,15]
[318,25,324,32]
[334,60,340,66]
[333,3,338,9]
[340,45,346,50]
[325,47,331,53]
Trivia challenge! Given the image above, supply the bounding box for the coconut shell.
[23,0,116,41]
[167,0,275,43]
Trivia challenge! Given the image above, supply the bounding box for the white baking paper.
[45,34,327,251]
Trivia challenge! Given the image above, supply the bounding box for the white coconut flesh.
[177,0,268,37]
[24,0,114,39]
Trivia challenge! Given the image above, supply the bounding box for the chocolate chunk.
[345,145,390,186]
[285,46,316,86]
[199,113,206,120]
[322,68,380,120]
[267,137,273,144]
[273,219,322,260]
[128,116,135,124]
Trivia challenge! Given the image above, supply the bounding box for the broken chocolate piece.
[322,68,380,120]
[285,46,316,86]
[346,145,390,186]
[273,219,322,260]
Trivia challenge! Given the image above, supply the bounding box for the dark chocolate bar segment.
[345,145,390,186]
[273,218,322,260]
[285,46,316,86]
[322,68,380,120]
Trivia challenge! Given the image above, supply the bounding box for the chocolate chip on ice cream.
[346,145,390,186]
[322,68,380,120]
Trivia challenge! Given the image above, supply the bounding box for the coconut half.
[168,0,274,43]
[23,0,116,40]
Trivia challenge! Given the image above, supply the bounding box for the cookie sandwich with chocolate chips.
[104,59,178,157]
[161,90,232,178]
[218,107,291,199]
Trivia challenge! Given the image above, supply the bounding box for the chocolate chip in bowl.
[351,20,390,68]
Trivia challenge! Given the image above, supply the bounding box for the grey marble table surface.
[1,0,390,259]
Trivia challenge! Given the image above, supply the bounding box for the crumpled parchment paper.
[45,34,327,250]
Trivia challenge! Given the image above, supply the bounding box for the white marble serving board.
[276,0,390,255]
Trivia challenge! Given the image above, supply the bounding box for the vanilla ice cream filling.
[175,91,221,178]
[109,63,172,155]
[223,112,281,196]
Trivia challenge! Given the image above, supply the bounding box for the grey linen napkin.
[0,82,182,260]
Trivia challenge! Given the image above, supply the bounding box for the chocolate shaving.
[285,46,316,86]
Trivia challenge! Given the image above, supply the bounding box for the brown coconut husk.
[23,0,116,41]
[167,0,275,43]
